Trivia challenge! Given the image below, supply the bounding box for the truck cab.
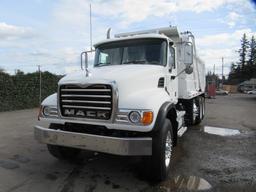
[35,26,205,181]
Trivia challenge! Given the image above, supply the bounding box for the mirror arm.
[170,68,186,80]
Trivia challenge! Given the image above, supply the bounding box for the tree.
[0,70,61,112]
[248,36,256,65]
[249,36,256,78]
[230,62,236,73]
[227,34,256,84]
[247,36,256,78]
[238,33,249,69]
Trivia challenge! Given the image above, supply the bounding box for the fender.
[152,102,176,132]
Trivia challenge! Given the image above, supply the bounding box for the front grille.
[59,84,112,120]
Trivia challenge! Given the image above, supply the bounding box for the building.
[223,85,238,93]
[238,78,256,92]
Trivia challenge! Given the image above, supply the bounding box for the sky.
[0,0,256,76]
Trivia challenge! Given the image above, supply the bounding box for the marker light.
[142,111,153,125]
[38,106,43,121]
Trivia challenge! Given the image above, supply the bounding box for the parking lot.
[0,94,255,192]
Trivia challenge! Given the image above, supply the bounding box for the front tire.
[47,144,81,160]
[150,119,174,181]
[47,124,81,160]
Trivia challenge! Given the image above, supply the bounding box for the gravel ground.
[0,93,255,192]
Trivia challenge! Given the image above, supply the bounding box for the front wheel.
[47,144,81,160]
[150,119,174,181]
[47,124,81,160]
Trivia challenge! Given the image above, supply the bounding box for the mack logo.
[64,109,109,119]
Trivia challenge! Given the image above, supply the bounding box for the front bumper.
[34,125,152,156]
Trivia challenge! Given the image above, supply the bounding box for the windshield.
[94,39,167,67]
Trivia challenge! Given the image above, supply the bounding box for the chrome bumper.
[34,126,152,156]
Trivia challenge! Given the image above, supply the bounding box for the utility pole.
[213,64,216,88]
[38,65,42,105]
[90,4,92,51]
[221,57,224,88]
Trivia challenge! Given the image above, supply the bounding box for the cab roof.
[94,26,181,47]
[94,33,170,48]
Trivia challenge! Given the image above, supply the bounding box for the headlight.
[42,106,58,117]
[118,110,153,125]
[129,111,141,123]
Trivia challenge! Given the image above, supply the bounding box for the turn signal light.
[38,106,43,121]
[142,111,153,125]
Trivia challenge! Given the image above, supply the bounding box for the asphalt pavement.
[0,94,255,192]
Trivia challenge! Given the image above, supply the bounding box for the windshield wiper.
[94,62,111,67]
[123,60,147,64]
[147,61,160,64]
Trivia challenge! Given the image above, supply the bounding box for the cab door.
[166,43,178,104]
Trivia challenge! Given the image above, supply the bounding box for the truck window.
[97,48,122,65]
[169,46,175,69]
[94,39,167,67]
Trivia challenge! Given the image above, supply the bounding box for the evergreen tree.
[238,33,249,69]
[247,36,256,78]
[248,36,256,65]
[230,62,236,73]
[227,34,256,84]
[249,36,256,78]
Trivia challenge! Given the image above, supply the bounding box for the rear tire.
[185,98,196,125]
[47,124,81,160]
[195,97,203,125]
[150,119,174,181]
[185,96,204,126]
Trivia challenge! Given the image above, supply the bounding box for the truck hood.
[59,65,167,108]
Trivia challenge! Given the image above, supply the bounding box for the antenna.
[90,4,92,51]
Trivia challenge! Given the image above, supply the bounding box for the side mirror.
[185,65,193,74]
[81,51,88,70]
[184,42,193,65]
[81,50,95,70]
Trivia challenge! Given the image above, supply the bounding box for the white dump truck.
[35,26,205,181]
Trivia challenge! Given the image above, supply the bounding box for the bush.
[0,70,62,112]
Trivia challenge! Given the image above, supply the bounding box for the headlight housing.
[43,106,58,117]
[38,106,58,119]
[129,111,141,123]
[116,109,153,126]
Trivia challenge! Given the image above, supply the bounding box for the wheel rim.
[165,131,172,167]
[193,100,199,121]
